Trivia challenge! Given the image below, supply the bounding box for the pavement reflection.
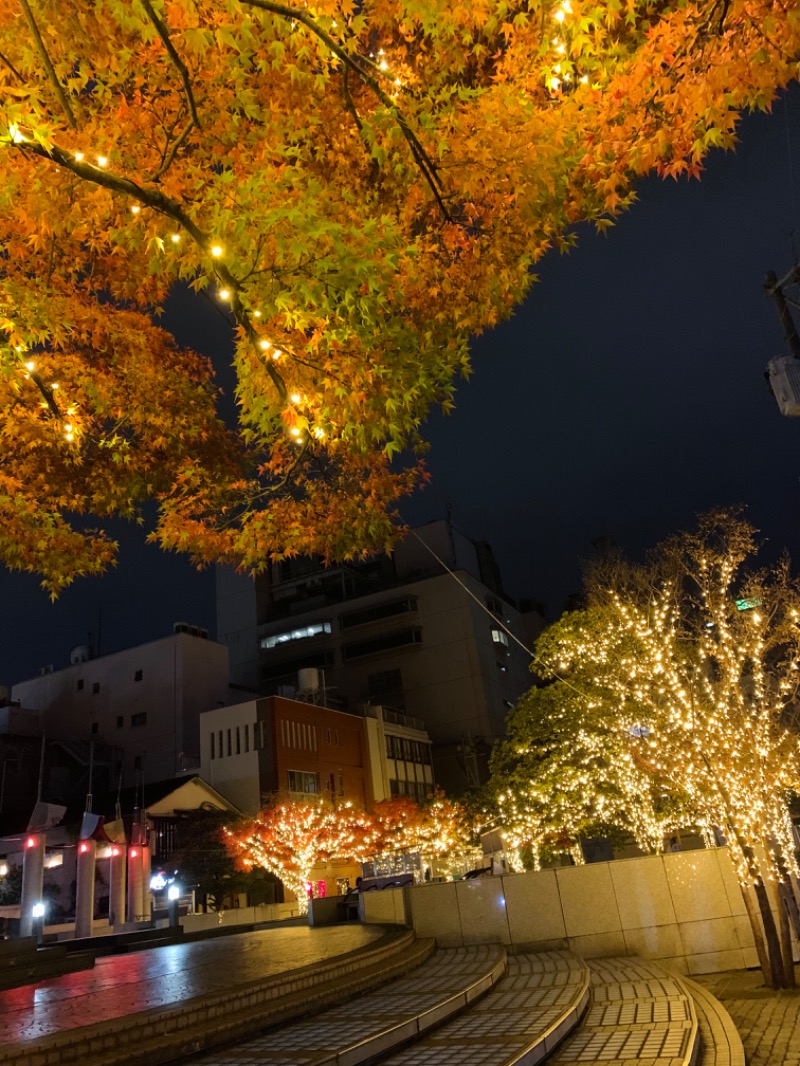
[1,924,383,1043]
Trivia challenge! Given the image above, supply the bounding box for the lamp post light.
[31,901,46,944]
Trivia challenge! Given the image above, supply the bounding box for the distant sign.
[735,597,763,612]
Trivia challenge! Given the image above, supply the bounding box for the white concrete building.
[12,627,242,787]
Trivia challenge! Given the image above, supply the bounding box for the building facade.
[200,694,370,814]
[11,627,241,787]
[199,694,436,814]
[216,521,538,792]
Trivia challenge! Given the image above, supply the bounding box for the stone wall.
[362,847,762,977]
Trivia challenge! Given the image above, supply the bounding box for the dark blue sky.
[2,88,799,686]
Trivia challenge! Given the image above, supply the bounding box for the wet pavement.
[0,924,384,1044]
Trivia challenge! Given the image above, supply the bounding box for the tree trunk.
[753,877,787,988]
[740,881,771,983]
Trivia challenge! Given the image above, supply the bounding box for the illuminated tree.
[224,797,375,912]
[0,1,798,590]
[525,511,800,988]
[487,682,694,868]
[371,796,426,853]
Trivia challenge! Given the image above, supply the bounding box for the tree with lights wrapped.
[0,1,799,591]
[367,792,473,876]
[224,797,376,913]
[509,511,800,988]
[488,681,694,869]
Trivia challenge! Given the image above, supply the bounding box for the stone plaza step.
[0,926,430,1066]
[680,975,746,1066]
[547,956,701,1066]
[186,943,508,1066]
[380,949,590,1066]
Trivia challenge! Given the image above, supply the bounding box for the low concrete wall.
[360,887,412,927]
[180,902,300,934]
[367,848,762,977]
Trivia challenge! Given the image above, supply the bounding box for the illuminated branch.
[9,136,288,402]
[18,0,76,129]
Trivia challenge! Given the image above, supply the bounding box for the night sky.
[2,86,800,687]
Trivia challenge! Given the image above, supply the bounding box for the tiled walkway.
[696,967,800,1066]
[0,924,383,1043]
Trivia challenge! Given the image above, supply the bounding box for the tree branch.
[18,0,76,129]
[240,0,452,221]
[139,0,201,128]
[9,137,289,402]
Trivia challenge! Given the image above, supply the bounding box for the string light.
[210,244,223,257]
[96,155,108,167]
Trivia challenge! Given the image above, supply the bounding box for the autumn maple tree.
[1,0,798,590]
[225,797,375,911]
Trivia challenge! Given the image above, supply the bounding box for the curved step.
[188,944,508,1066]
[0,927,433,1066]
[679,975,746,1066]
[548,956,700,1065]
[380,949,590,1066]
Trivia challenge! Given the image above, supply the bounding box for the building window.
[226,729,232,757]
[218,730,224,757]
[236,727,241,755]
[134,755,142,770]
[116,715,124,729]
[491,628,509,647]
[244,724,249,752]
[260,621,332,650]
[76,679,84,691]
[386,735,430,764]
[211,733,216,760]
[92,681,100,694]
[486,596,503,616]
[131,712,147,728]
[389,778,430,802]
[134,669,143,682]
[340,597,417,630]
[287,770,320,795]
[91,722,98,735]
[343,628,422,662]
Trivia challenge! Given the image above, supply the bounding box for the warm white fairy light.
[96,155,108,167]
[218,288,230,300]
[170,233,181,243]
[259,339,270,350]
[130,204,141,214]
[210,244,223,257]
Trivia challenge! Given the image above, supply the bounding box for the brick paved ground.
[695,967,800,1066]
